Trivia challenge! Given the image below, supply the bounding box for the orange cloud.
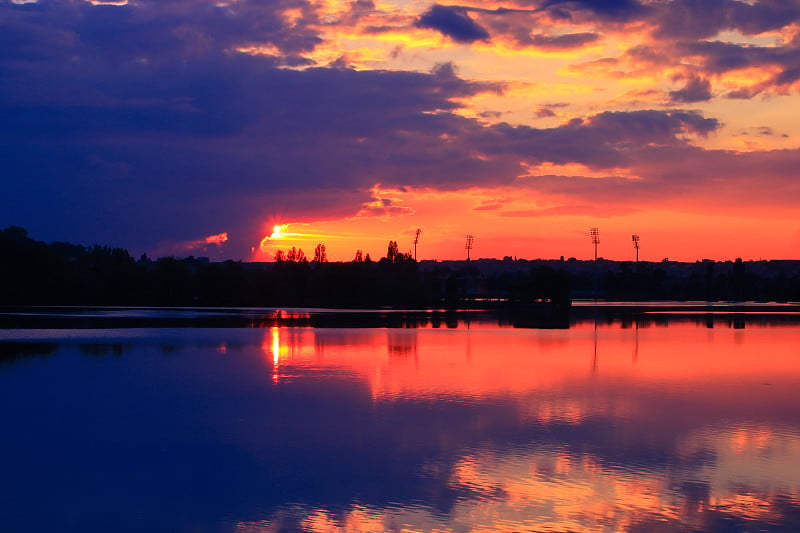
[204,232,229,245]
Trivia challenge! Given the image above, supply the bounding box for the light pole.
[590,227,599,302]
[464,234,475,306]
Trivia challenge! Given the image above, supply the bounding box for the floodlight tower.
[465,235,474,262]
[590,227,600,260]
[632,234,640,263]
[413,228,421,261]
[590,227,600,302]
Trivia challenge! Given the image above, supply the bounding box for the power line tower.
[465,234,474,262]
[413,228,421,261]
[632,234,640,263]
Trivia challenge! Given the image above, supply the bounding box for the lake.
[1,306,799,532]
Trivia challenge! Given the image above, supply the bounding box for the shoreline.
[3,301,800,330]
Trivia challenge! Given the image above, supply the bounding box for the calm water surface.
[1,309,799,532]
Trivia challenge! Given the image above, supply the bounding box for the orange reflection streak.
[301,325,800,402]
[260,327,318,383]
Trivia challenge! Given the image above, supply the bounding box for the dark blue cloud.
[587,109,720,139]
[0,0,323,75]
[775,65,800,85]
[415,4,490,43]
[0,60,503,254]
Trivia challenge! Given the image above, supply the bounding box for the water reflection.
[0,314,799,532]
[244,322,800,531]
[77,342,127,357]
[0,341,56,364]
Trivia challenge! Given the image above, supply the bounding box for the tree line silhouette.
[3,226,800,307]
[0,227,476,307]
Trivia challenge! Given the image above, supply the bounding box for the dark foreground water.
[1,308,799,532]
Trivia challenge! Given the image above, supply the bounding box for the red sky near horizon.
[3,0,800,261]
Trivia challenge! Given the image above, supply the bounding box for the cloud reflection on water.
[236,323,800,532]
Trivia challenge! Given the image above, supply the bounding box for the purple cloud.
[651,0,800,40]
[541,0,647,22]
[525,32,600,49]
[669,75,713,103]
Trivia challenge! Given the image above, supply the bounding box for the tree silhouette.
[386,240,399,262]
[286,247,307,262]
[385,240,413,263]
[353,249,364,263]
[313,243,327,263]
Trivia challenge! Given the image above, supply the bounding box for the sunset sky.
[3,0,800,261]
